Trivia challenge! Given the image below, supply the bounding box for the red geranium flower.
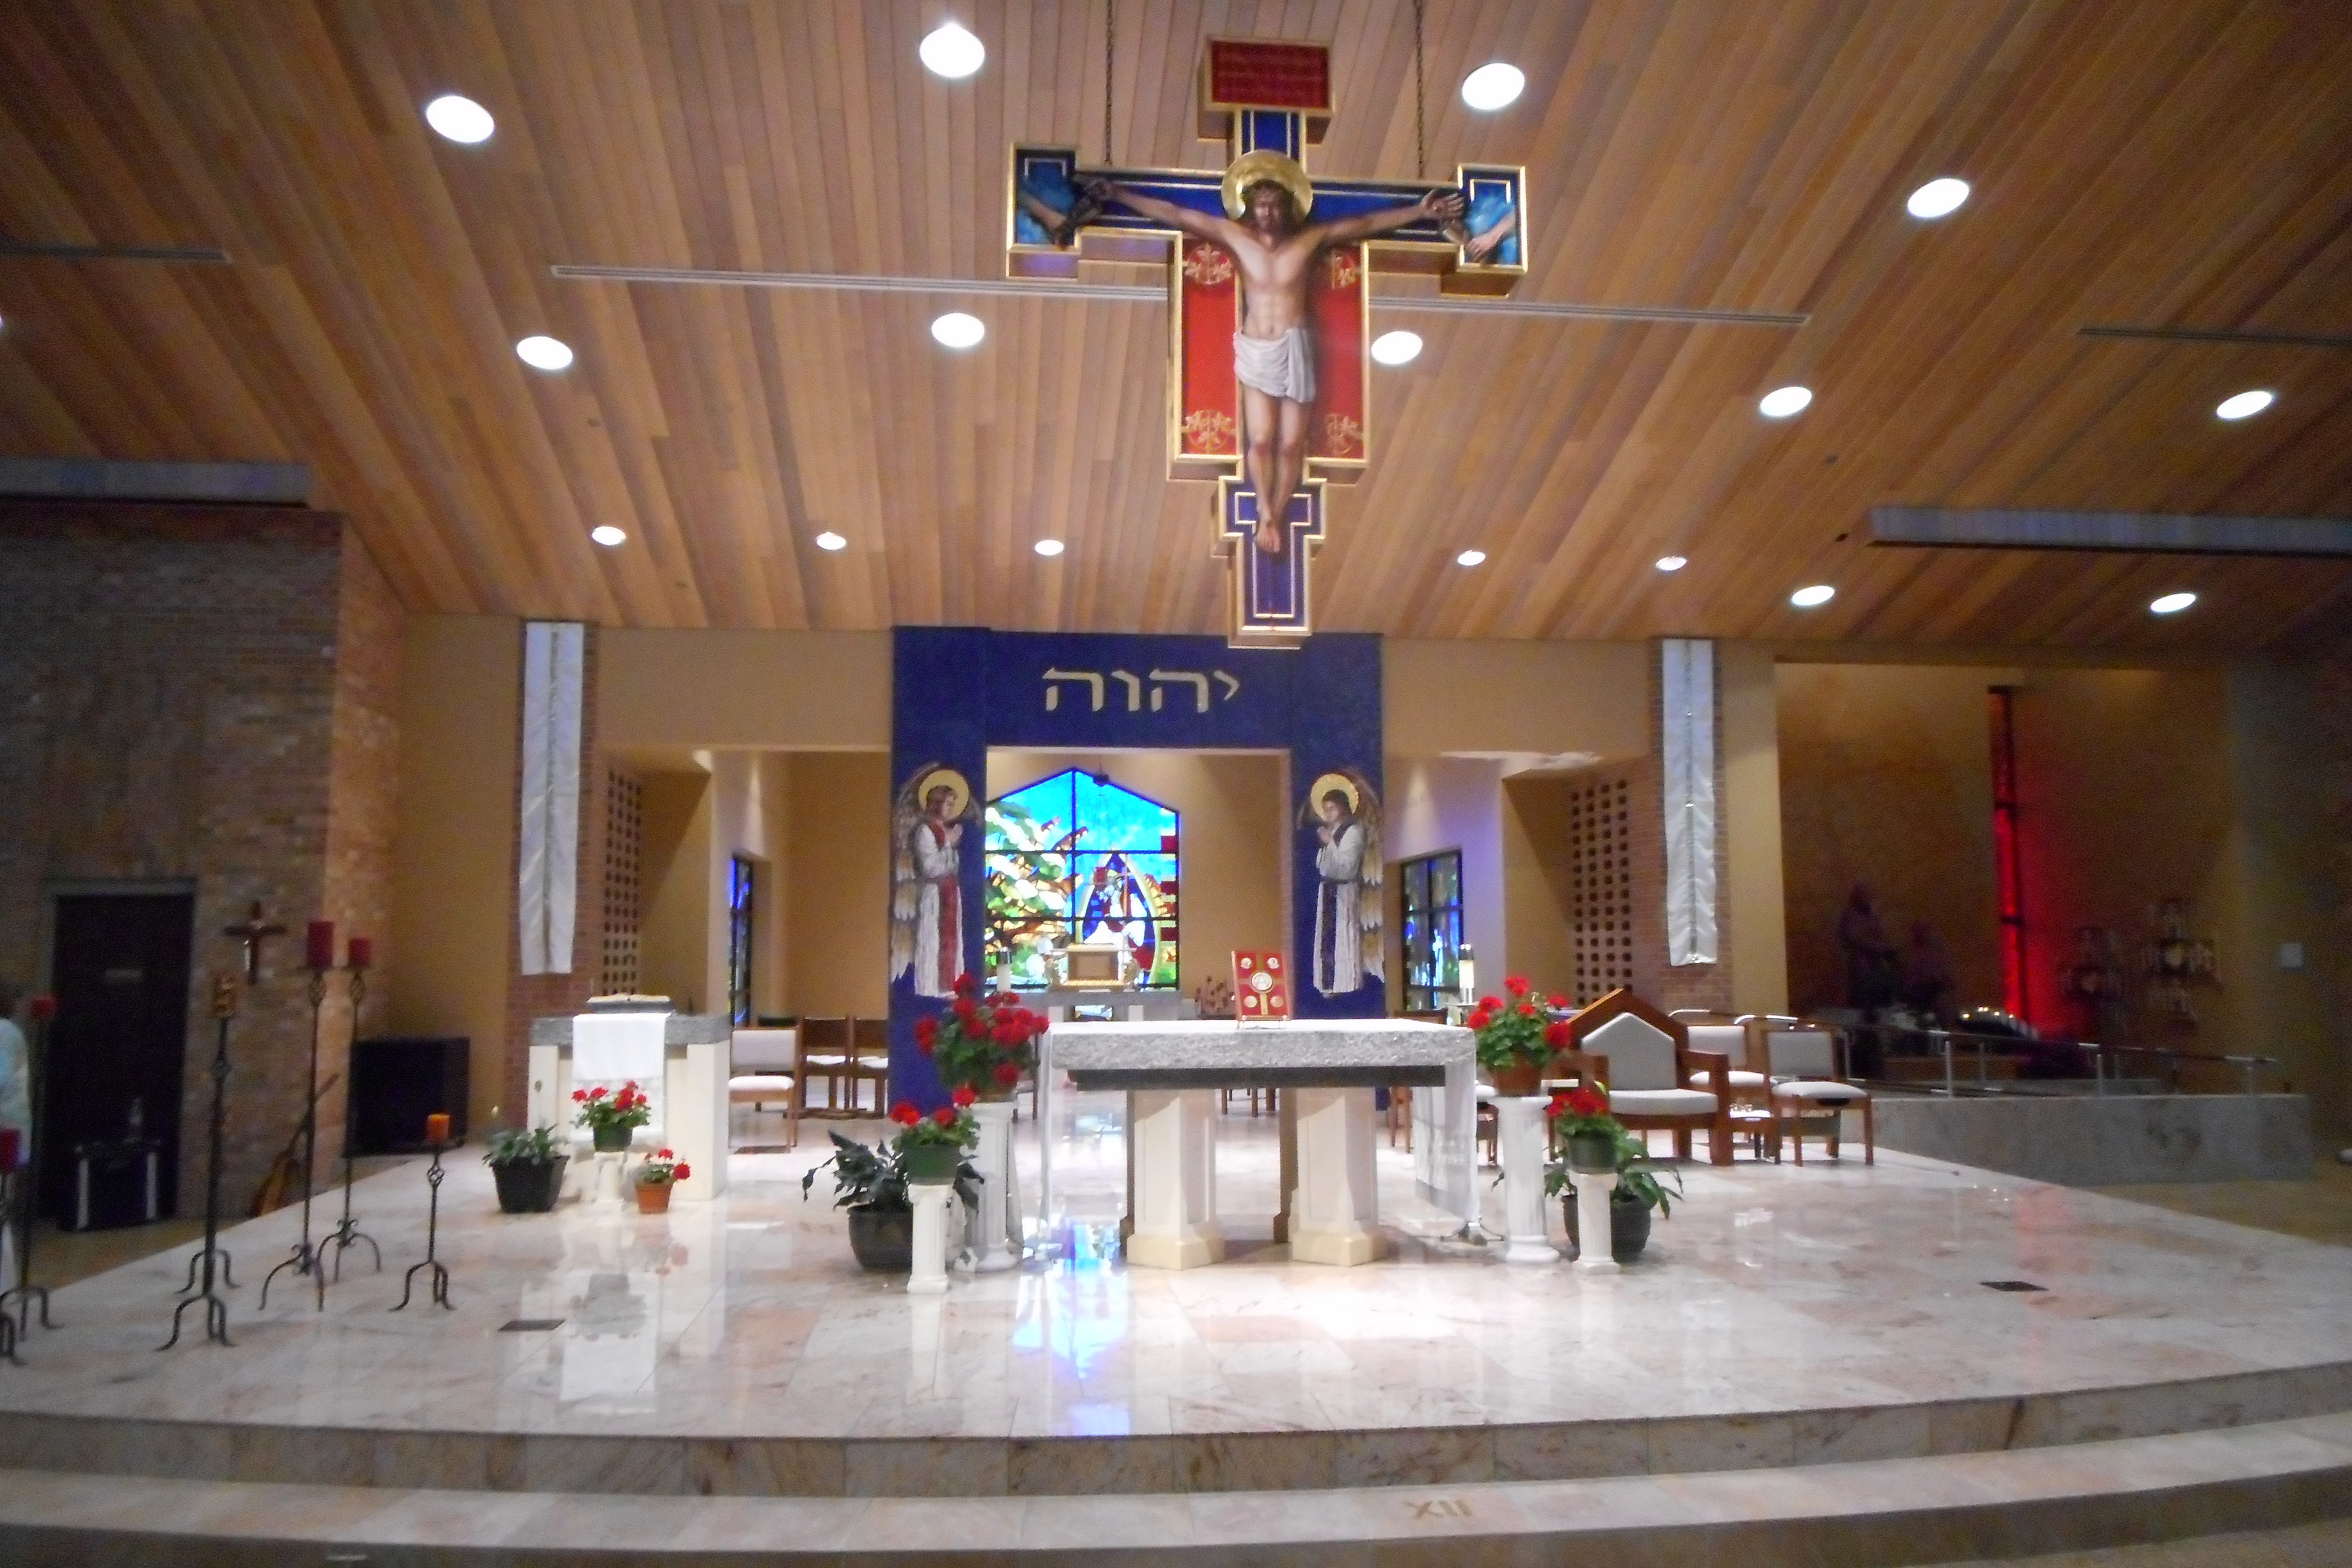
[657,1148,673,1160]
[992,1060,1021,1086]
[1478,996,1501,1012]
[891,1102,921,1126]
[1548,993,1569,1010]
[1544,1019,1572,1049]
[953,972,978,997]
[588,1086,608,1101]
[673,1163,690,1181]
[572,1089,586,1102]
[951,1085,976,1107]
[932,1105,958,1128]
[1567,1087,1606,1118]
[1505,975,1530,996]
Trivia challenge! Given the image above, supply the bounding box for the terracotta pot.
[591,1124,635,1154]
[1488,1060,1544,1097]
[1563,1190,1653,1263]
[634,1180,673,1214]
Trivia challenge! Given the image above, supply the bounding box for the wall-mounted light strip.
[0,241,231,264]
[2080,324,2352,351]
[550,264,1806,326]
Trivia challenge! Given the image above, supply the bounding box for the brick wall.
[0,504,403,1215]
[500,625,603,1121]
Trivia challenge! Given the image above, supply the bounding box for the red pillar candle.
[0,1128,19,1172]
[28,995,56,1022]
[425,1112,451,1146]
[346,936,373,971]
[306,920,336,972]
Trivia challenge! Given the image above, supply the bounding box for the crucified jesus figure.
[1094,175,1464,553]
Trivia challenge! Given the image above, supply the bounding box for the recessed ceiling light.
[918,22,985,78]
[1905,177,1970,219]
[1370,330,1423,366]
[2150,591,2197,614]
[1456,549,1487,567]
[424,95,495,144]
[931,311,985,349]
[1461,63,1524,112]
[2215,389,2274,421]
[1758,385,1813,418]
[1656,555,1688,572]
[590,525,627,547]
[516,335,573,371]
[814,531,846,551]
[1791,584,1836,607]
[1034,538,1065,557]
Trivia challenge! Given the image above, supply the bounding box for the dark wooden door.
[45,893,194,1217]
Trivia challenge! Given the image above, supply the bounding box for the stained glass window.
[985,769,1179,989]
[1400,850,1464,1014]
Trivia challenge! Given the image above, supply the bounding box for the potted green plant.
[632,1148,690,1214]
[1543,1092,1682,1264]
[482,1124,567,1214]
[802,1130,980,1272]
[1470,976,1567,1096]
[571,1080,651,1153]
[917,973,1048,1100]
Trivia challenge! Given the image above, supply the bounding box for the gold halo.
[915,767,971,817]
[1221,151,1314,221]
[1306,772,1358,814]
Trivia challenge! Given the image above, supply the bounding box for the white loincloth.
[1233,327,1316,404]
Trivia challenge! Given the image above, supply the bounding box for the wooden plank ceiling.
[2,0,2350,650]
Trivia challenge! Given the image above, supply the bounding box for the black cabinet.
[349,1037,469,1153]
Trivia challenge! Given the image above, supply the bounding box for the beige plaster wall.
[1722,644,1789,1016]
[986,750,1286,996]
[386,615,518,1132]
[1383,756,1511,994]
[636,771,715,1014]
[784,751,893,1018]
[600,630,890,751]
[1385,640,1649,761]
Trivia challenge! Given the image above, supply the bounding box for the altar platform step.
[4,1409,2349,1565]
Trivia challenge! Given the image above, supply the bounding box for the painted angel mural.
[889,764,978,998]
[1300,768,1383,997]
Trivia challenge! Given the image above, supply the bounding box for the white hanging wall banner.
[1661,638,1719,966]
[517,622,586,975]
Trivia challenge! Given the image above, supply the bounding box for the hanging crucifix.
[1009,38,1528,646]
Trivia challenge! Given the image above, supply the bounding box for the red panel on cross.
[1206,40,1330,111]
[1310,246,1367,466]
[1176,240,1241,467]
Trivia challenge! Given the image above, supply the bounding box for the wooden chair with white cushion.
[1756,1020,1873,1164]
[727,1027,799,1150]
[796,1016,851,1116]
[1675,1010,1769,1113]
[848,1017,892,1117]
[1556,989,1733,1166]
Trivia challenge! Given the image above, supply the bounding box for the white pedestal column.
[1127,1089,1223,1269]
[907,1183,956,1295]
[1290,1087,1388,1266]
[1495,1096,1558,1264]
[968,1100,1019,1273]
[1573,1170,1621,1274]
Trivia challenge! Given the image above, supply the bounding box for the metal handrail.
[1889,1025,2279,1098]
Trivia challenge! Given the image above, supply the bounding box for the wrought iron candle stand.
[0,1165,20,1365]
[165,974,249,1350]
[261,951,335,1311]
[0,997,59,1340]
[391,1128,453,1312]
[325,966,380,1282]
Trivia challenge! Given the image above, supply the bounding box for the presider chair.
[848,1017,892,1117]
[1555,989,1733,1165]
[1756,1019,1874,1164]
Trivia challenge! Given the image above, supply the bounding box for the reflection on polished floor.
[1,1105,2347,1454]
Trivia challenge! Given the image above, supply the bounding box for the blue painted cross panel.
[886,627,1382,1109]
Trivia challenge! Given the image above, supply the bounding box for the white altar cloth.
[1044,1019,1477,1267]
[572,1011,666,1083]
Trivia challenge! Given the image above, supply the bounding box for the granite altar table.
[527,1012,730,1201]
[1045,1020,1476,1268]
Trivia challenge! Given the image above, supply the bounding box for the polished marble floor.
[2,1106,2348,1452]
